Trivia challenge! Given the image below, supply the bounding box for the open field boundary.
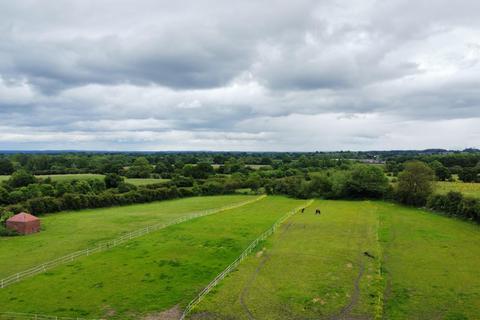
[180,199,314,320]
[0,195,266,289]
[0,312,102,320]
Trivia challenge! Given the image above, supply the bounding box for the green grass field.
[0,195,255,279]
[36,174,105,181]
[435,181,480,198]
[378,203,480,319]
[191,201,480,320]
[124,178,170,186]
[1,197,480,319]
[0,196,306,319]
[0,174,169,186]
[191,200,382,319]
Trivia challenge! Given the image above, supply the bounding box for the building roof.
[7,212,39,223]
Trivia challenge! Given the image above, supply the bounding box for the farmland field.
[190,201,480,320]
[0,196,306,319]
[0,174,169,185]
[1,198,480,319]
[124,178,170,185]
[36,173,105,181]
[191,200,382,319]
[0,195,256,279]
[435,181,480,198]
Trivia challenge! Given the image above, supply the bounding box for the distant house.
[6,212,41,235]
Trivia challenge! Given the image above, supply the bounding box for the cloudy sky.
[1,0,479,151]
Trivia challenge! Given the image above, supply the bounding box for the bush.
[8,170,36,188]
[26,197,61,215]
[105,173,124,189]
[0,225,19,237]
[118,182,137,193]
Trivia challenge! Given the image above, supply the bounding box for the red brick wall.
[6,220,40,235]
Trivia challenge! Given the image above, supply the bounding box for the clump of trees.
[266,165,390,200]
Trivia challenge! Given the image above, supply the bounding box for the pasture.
[191,200,382,319]
[190,201,480,320]
[0,196,306,319]
[1,197,480,319]
[0,195,255,279]
[435,181,480,198]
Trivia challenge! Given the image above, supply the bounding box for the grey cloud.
[0,0,480,150]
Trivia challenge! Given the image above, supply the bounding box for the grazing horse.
[315,208,321,215]
[364,251,375,259]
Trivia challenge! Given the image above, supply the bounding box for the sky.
[0,0,479,151]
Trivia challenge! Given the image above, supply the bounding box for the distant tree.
[126,157,153,178]
[213,155,227,164]
[429,160,451,181]
[182,163,213,179]
[104,173,124,189]
[0,158,14,175]
[8,170,36,188]
[260,157,273,165]
[153,161,173,177]
[459,167,479,183]
[396,161,435,206]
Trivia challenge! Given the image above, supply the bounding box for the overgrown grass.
[0,195,255,279]
[191,200,382,319]
[435,181,480,198]
[0,196,306,319]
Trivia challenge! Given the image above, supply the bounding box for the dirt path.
[239,222,294,320]
[333,258,366,320]
[331,208,370,320]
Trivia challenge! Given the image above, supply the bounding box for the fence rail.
[180,199,314,320]
[0,195,266,289]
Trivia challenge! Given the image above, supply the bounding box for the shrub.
[26,197,61,215]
